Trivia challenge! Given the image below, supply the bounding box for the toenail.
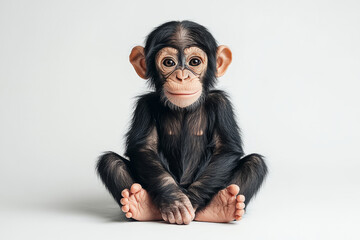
[236,202,245,209]
[121,205,129,212]
[121,190,129,197]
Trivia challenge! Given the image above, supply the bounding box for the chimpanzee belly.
[159,132,211,188]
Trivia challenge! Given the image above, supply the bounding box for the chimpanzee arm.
[186,91,245,210]
[125,94,194,219]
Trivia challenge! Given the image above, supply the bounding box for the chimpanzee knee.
[96,151,134,205]
[229,154,268,206]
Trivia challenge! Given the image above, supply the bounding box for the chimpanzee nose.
[175,70,190,81]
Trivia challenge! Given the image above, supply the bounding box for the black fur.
[96,20,267,213]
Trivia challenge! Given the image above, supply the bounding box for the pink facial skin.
[156,47,207,108]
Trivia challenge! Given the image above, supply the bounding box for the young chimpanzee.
[97,20,267,224]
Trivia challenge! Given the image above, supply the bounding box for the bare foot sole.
[120,183,162,221]
[194,184,246,222]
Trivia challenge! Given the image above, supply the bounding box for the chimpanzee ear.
[129,46,147,79]
[216,45,232,77]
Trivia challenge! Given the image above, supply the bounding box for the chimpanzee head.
[130,20,232,109]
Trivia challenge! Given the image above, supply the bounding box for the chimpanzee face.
[155,46,208,108]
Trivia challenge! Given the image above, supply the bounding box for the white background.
[1,0,359,239]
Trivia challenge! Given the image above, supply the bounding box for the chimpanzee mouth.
[166,89,201,96]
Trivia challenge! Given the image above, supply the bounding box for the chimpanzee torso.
[150,91,219,188]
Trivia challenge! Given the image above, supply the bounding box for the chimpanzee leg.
[228,154,268,206]
[96,151,135,206]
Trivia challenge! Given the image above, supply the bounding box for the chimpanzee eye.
[163,58,176,67]
[189,58,201,66]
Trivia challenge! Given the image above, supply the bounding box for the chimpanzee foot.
[120,183,162,221]
[194,184,246,222]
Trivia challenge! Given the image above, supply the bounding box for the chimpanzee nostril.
[176,70,190,81]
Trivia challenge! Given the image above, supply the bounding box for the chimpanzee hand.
[159,192,195,225]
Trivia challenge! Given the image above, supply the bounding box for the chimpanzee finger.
[167,211,175,224]
[161,213,168,222]
[173,208,183,224]
[179,205,191,224]
[183,201,195,219]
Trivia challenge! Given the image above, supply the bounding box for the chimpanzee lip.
[167,89,201,96]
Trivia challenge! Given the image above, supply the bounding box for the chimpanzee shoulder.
[133,91,161,113]
[206,90,233,110]
[135,91,159,103]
